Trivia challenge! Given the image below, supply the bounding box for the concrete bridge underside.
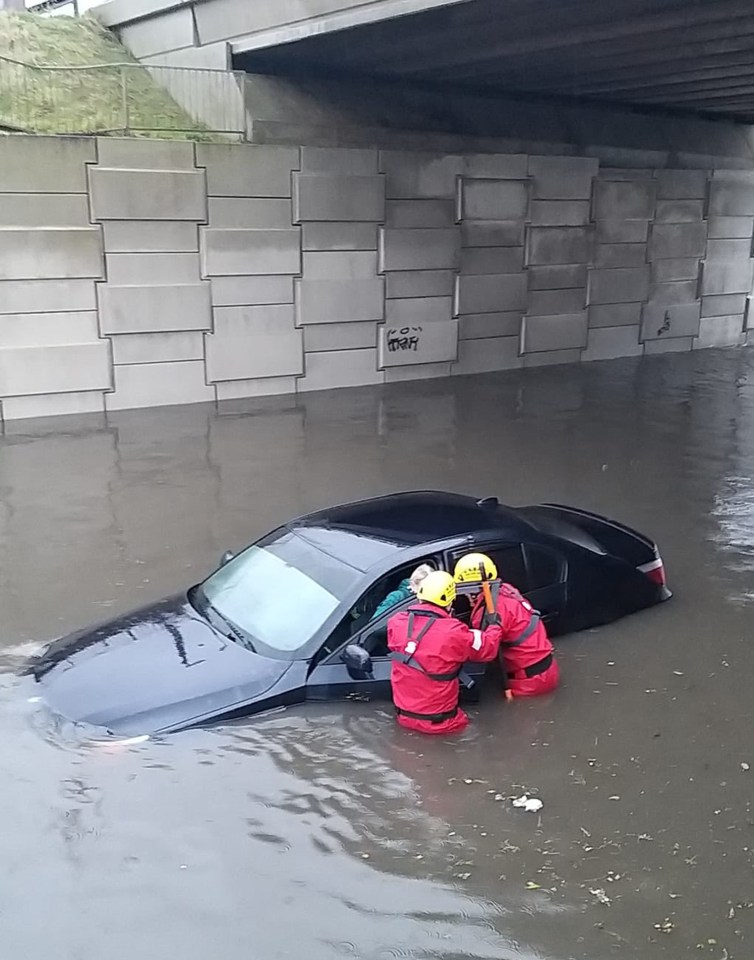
[97,0,754,123]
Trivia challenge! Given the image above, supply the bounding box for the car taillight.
[638,556,666,586]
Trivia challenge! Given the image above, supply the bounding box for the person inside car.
[454,552,559,699]
[387,570,502,734]
[371,563,433,620]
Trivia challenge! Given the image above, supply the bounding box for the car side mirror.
[220,550,234,567]
[341,644,374,680]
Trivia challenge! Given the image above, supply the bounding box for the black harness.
[480,581,542,647]
[390,608,463,724]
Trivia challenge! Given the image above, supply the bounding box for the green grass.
[0,12,217,139]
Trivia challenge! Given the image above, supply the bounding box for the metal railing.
[0,55,248,137]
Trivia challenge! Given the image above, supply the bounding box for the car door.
[305,595,414,702]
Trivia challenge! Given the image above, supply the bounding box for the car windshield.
[197,528,362,657]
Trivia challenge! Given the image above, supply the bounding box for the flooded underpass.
[2,347,754,960]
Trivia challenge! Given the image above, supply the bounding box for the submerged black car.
[28,492,671,739]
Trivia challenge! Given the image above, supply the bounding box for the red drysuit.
[471,582,559,698]
[388,602,501,735]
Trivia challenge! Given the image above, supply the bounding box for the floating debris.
[589,887,611,906]
[525,881,542,890]
[654,918,674,934]
[512,795,543,813]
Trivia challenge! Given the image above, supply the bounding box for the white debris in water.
[512,795,543,813]
[590,887,611,906]
[741,762,750,771]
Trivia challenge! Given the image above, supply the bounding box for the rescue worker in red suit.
[454,553,559,699]
[387,570,502,735]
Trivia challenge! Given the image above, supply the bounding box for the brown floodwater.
[1,348,754,960]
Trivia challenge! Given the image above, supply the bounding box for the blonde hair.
[409,563,434,592]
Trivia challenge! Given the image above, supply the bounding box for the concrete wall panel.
[385,296,453,325]
[595,220,649,243]
[644,337,695,354]
[708,217,754,239]
[301,147,378,175]
[386,270,455,299]
[701,294,748,318]
[588,267,650,304]
[298,348,384,392]
[302,222,378,251]
[0,342,110,397]
[0,194,91,228]
[0,135,95,193]
[0,311,99,347]
[655,200,704,223]
[378,319,458,367]
[97,137,196,170]
[89,168,206,221]
[206,306,304,382]
[582,325,642,361]
[528,287,586,316]
[302,250,377,279]
[98,284,212,334]
[296,278,385,324]
[648,280,699,306]
[461,220,524,247]
[118,8,194,58]
[521,311,588,353]
[102,221,199,253]
[462,180,528,221]
[460,246,524,275]
[385,199,456,229]
[197,144,299,198]
[700,258,753,295]
[208,198,293,229]
[656,169,708,199]
[0,390,105,421]
[304,321,377,352]
[293,174,385,222]
[649,222,707,260]
[528,264,587,290]
[452,336,522,375]
[651,258,700,283]
[111,332,204,365]
[106,360,214,411]
[588,302,643,327]
[641,301,701,341]
[709,178,754,217]
[380,151,462,199]
[594,180,656,220]
[456,273,528,314]
[695,315,746,349]
[523,348,583,367]
[210,276,294,306]
[379,228,460,272]
[0,229,103,281]
[106,253,201,284]
[459,312,522,339]
[385,362,453,382]
[595,243,647,268]
[530,201,590,226]
[0,279,96,315]
[529,156,597,200]
[215,376,296,400]
[706,239,752,260]
[464,154,528,179]
[527,227,592,266]
[201,228,301,276]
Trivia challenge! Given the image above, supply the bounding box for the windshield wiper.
[191,589,256,652]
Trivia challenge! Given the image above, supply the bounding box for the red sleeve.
[452,619,502,663]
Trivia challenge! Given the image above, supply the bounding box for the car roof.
[290,491,535,570]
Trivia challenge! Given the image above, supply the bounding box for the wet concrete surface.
[1,348,754,960]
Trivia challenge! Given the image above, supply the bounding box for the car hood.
[30,594,291,736]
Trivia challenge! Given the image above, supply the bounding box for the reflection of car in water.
[27,491,671,739]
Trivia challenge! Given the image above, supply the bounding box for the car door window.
[524,544,565,590]
[315,557,439,662]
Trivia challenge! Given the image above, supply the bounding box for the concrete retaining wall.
[0,134,752,421]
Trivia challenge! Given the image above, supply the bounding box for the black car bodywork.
[27,492,671,738]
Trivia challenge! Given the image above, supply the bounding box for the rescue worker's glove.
[485,611,501,626]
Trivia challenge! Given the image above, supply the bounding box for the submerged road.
[1,348,754,959]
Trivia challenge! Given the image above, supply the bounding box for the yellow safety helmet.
[417,570,456,608]
[453,552,498,584]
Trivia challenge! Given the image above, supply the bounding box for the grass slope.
[0,12,211,138]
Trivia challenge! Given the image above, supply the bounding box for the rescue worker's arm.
[453,620,502,663]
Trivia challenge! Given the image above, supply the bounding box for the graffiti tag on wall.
[386,326,423,352]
